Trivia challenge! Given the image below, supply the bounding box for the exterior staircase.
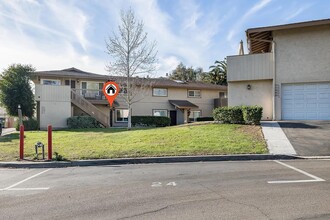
[71,89,110,127]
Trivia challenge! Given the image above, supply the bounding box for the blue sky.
[0,0,329,77]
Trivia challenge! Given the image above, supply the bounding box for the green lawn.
[0,123,267,161]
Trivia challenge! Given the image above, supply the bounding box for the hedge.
[15,118,39,131]
[213,106,244,124]
[213,106,263,125]
[131,116,170,127]
[242,106,263,125]
[67,116,101,129]
[196,117,214,122]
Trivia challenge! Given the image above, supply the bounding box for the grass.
[0,123,267,161]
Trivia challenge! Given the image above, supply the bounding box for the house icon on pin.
[106,85,116,95]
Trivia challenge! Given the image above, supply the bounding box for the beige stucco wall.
[89,87,223,126]
[228,80,273,120]
[34,77,226,126]
[129,88,221,117]
[35,85,71,129]
[273,24,330,120]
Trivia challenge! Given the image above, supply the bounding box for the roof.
[169,100,198,109]
[34,68,227,91]
[246,18,330,54]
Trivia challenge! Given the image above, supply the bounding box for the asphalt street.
[0,160,329,220]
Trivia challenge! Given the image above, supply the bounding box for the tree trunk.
[127,104,132,130]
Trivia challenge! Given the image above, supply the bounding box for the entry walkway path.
[261,121,297,155]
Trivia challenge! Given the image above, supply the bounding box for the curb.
[0,154,302,168]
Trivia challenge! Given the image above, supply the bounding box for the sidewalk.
[1,128,16,136]
[261,121,297,155]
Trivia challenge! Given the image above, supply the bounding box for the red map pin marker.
[103,81,120,107]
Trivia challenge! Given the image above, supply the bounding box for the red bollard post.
[19,125,24,160]
[48,125,52,160]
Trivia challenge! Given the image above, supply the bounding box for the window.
[82,82,87,96]
[189,110,201,122]
[65,80,76,89]
[219,92,227,98]
[153,110,168,117]
[41,79,61,86]
[98,83,103,96]
[153,88,167,97]
[188,90,201,98]
[116,109,129,122]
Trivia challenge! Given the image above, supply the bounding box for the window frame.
[116,109,129,122]
[187,89,201,98]
[152,109,168,117]
[152,88,168,97]
[219,92,227,98]
[41,79,61,86]
[189,110,201,122]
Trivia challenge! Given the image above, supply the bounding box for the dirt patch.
[237,125,265,142]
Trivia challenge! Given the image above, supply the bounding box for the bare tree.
[106,8,157,129]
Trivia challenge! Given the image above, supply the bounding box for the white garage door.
[282,82,330,120]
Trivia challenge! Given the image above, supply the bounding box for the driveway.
[278,121,330,156]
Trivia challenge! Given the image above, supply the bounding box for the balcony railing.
[227,52,274,82]
[73,89,105,100]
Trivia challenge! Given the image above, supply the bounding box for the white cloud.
[284,4,313,21]
[43,1,91,51]
[227,0,272,41]
[0,1,106,74]
[157,56,181,75]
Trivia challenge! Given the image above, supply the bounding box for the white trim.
[153,109,168,117]
[152,88,168,97]
[41,78,61,86]
[115,109,129,122]
[188,89,201,98]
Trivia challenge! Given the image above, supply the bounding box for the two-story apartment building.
[227,19,330,120]
[32,68,227,129]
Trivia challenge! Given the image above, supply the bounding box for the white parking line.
[0,169,51,191]
[268,160,325,184]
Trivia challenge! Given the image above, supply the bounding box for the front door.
[170,110,177,126]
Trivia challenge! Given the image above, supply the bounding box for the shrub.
[213,106,244,124]
[213,107,230,123]
[67,116,101,129]
[15,118,39,131]
[229,106,244,124]
[242,106,263,125]
[196,117,214,122]
[131,116,170,127]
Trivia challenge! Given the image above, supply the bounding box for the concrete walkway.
[261,121,297,155]
[1,128,16,136]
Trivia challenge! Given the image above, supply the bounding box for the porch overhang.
[169,100,198,109]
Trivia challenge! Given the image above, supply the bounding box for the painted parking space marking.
[151,182,177,187]
[268,160,325,184]
[0,169,51,191]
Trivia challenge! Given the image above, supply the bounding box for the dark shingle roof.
[34,67,227,91]
[169,100,198,108]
